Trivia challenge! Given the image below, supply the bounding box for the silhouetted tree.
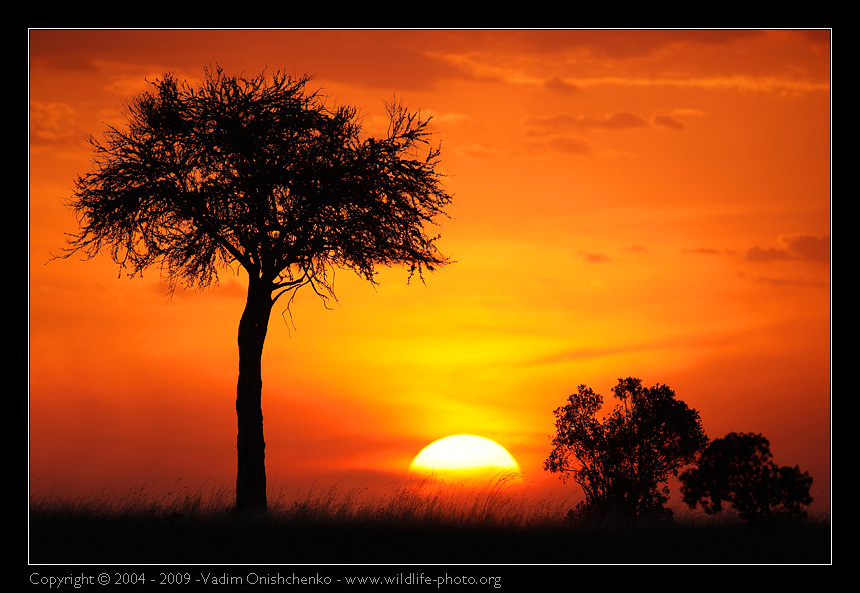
[679,432,813,522]
[545,377,708,522]
[59,66,452,513]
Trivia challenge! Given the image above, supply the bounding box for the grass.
[29,477,831,565]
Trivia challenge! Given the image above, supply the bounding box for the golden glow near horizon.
[409,435,522,483]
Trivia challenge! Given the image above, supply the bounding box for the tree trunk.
[235,279,273,513]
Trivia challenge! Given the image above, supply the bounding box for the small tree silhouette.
[58,66,453,513]
[545,377,708,522]
[679,432,813,522]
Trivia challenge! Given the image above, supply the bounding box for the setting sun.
[409,435,522,483]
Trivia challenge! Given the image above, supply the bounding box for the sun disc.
[409,434,521,482]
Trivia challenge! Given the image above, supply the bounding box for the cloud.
[521,110,688,158]
[683,247,726,256]
[521,111,655,157]
[737,272,830,289]
[546,136,592,156]
[580,252,612,264]
[745,246,794,262]
[525,111,649,133]
[653,115,687,131]
[432,30,827,99]
[521,329,750,371]
[684,234,829,268]
[745,233,830,264]
[29,100,81,146]
[554,29,767,60]
[543,76,579,94]
[780,233,830,263]
[521,108,693,159]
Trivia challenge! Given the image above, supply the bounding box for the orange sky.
[28,29,831,515]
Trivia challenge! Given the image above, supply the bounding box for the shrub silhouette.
[545,377,708,522]
[679,431,813,523]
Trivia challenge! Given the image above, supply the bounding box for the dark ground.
[29,510,831,565]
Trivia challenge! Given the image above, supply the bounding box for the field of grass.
[29,478,831,565]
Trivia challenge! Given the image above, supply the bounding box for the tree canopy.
[679,432,813,522]
[63,66,451,303]
[545,377,708,521]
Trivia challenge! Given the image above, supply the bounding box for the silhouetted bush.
[680,432,813,523]
[545,377,708,521]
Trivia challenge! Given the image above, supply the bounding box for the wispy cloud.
[745,233,830,264]
[434,29,829,97]
[525,112,650,133]
[580,252,612,264]
[29,100,80,146]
